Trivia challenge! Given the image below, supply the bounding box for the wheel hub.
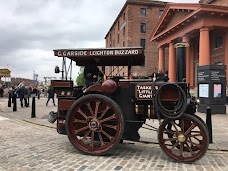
[178,134,186,142]
[89,119,101,131]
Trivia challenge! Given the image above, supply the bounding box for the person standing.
[0,86,3,97]
[84,60,103,88]
[37,88,41,99]
[17,85,28,107]
[46,86,55,106]
[26,86,32,107]
[32,87,37,96]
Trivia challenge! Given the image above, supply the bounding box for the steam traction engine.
[49,47,209,163]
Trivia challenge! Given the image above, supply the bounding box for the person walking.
[46,86,55,106]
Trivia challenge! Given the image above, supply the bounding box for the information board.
[199,84,209,98]
[213,84,222,98]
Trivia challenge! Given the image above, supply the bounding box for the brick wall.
[105,1,166,77]
[212,1,228,6]
[190,28,226,86]
[210,29,226,64]
[199,0,228,6]
[166,11,192,29]
[11,77,36,87]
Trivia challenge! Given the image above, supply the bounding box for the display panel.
[214,84,222,98]
[199,84,209,98]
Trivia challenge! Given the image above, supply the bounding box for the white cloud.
[0,0,199,84]
[0,0,125,83]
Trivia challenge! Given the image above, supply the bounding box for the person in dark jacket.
[46,86,55,106]
[26,86,32,107]
[32,87,37,96]
[0,86,3,97]
[17,85,28,107]
[84,60,103,87]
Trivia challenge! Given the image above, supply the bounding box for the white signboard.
[199,84,209,98]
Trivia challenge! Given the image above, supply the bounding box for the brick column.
[168,41,176,82]
[182,36,190,85]
[199,27,210,66]
[158,46,165,73]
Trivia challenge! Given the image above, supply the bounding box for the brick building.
[150,0,228,88]
[11,77,36,87]
[105,0,167,78]
[199,0,228,6]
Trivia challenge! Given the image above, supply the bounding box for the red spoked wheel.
[167,114,208,152]
[158,114,209,162]
[66,94,124,155]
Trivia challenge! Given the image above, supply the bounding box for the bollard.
[8,92,11,107]
[31,96,36,118]
[13,93,17,112]
[206,107,213,144]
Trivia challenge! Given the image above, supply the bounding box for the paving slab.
[0,96,228,152]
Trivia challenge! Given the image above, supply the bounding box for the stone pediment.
[165,11,192,31]
[151,3,198,39]
[150,3,228,42]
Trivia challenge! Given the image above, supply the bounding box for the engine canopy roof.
[53,47,145,66]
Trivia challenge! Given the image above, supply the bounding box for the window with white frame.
[141,8,146,17]
[140,23,146,33]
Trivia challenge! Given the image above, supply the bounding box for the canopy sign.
[0,68,11,77]
[54,48,142,57]
[53,47,145,66]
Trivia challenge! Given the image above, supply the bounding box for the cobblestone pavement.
[1,97,228,171]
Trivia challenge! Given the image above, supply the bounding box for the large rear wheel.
[158,114,209,162]
[66,94,124,155]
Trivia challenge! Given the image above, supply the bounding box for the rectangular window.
[215,36,223,48]
[123,27,125,36]
[118,21,120,30]
[141,8,146,17]
[140,23,146,33]
[140,39,146,49]
[123,12,125,20]
[109,33,112,47]
[123,41,125,47]
[216,62,223,65]
[159,10,163,18]
[196,43,199,53]
[117,34,119,44]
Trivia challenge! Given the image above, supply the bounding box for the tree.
[76,67,85,86]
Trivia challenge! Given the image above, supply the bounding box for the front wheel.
[66,94,124,155]
[158,114,209,162]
